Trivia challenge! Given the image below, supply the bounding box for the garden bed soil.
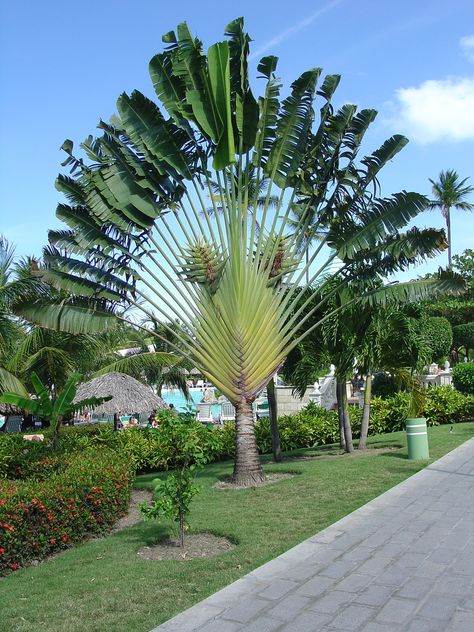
[213,471,296,490]
[137,533,235,561]
[112,489,153,531]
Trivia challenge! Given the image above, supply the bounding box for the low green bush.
[452,363,474,395]
[0,448,134,574]
[423,385,474,425]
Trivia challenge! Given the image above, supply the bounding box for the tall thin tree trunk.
[113,412,120,432]
[341,383,354,453]
[267,376,282,462]
[358,373,372,450]
[233,398,265,486]
[336,379,346,451]
[179,511,185,548]
[446,207,452,268]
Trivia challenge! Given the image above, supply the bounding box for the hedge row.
[0,449,134,574]
[4,387,472,478]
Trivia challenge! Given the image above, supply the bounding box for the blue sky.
[1,0,473,278]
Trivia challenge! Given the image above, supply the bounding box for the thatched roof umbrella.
[73,372,166,416]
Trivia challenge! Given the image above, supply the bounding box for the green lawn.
[1,423,473,632]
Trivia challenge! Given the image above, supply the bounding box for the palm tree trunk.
[446,206,452,267]
[358,374,372,450]
[336,379,346,450]
[341,382,354,453]
[232,398,265,486]
[267,376,282,462]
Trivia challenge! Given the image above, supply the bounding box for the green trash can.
[406,417,429,460]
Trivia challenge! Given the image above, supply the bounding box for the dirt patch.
[137,533,235,561]
[112,489,153,532]
[213,471,296,490]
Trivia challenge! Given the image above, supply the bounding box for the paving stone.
[257,578,299,600]
[373,565,410,586]
[266,594,313,622]
[288,610,333,630]
[416,594,460,621]
[357,584,395,607]
[413,560,446,579]
[374,597,418,624]
[394,577,435,600]
[319,560,359,579]
[334,573,373,593]
[404,617,447,632]
[221,596,270,623]
[355,556,393,576]
[296,575,335,597]
[446,609,474,631]
[239,615,284,632]
[151,605,225,632]
[328,604,376,630]
[196,620,240,632]
[307,589,354,614]
[432,573,473,596]
[359,623,400,632]
[339,547,373,563]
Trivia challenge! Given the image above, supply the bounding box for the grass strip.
[1,423,473,632]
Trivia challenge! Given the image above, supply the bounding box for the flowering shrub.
[0,448,134,574]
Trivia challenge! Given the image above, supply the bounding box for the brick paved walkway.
[151,438,474,631]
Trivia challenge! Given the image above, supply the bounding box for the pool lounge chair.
[196,403,214,424]
[255,399,270,419]
[220,401,236,423]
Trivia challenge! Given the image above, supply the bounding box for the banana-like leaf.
[0,368,28,397]
[30,372,53,414]
[0,392,42,414]
[207,41,235,169]
[53,371,81,415]
[266,69,321,188]
[335,192,429,259]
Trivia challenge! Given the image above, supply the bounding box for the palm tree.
[37,19,460,485]
[429,170,474,267]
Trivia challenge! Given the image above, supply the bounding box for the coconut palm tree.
[36,19,461,485]
[429,170,474,267]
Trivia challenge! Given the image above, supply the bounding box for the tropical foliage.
[428,170,474,267]
[0,373,111,447]
[38,18,461,484]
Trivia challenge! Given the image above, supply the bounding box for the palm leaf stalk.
[40,18,460,485]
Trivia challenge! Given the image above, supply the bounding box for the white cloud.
[460,35,474,63]
[393,76,474,143]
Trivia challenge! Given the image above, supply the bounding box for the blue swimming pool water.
[161,388,221,417]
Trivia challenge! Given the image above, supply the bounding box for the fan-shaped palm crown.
[41,18,455,484]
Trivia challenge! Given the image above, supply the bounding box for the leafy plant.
[452,363,474,395]
[140,417,218,546]
[0,372,111,447]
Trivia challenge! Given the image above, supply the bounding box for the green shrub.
[423,385,474,425]
[371,372,399,399]
[452,363,474,395]
[0,448,134,574]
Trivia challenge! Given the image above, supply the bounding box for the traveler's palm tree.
[37,19,460,484]
[429,170,474,267]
